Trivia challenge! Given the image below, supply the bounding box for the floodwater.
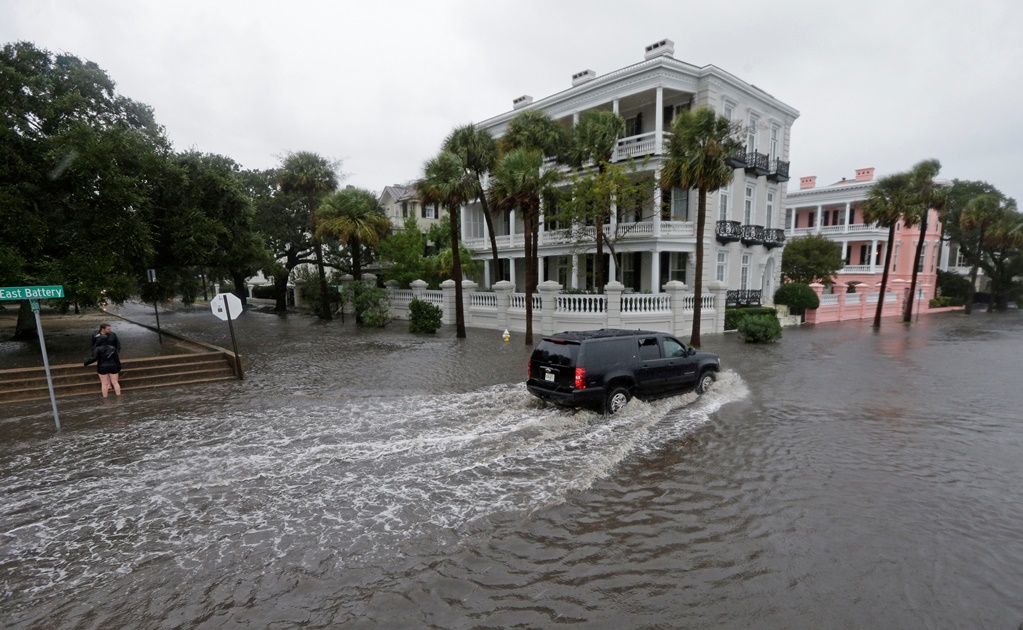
[2,305,1022,629]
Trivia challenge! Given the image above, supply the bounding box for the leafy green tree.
[0,42,168,311]
[316,187,391,323]
[420,151,472,338]
[943,180,1020,313]
[443,125,501,279]
[569,110,625,289]
[774,282,820,313]
[902,159,946,322]
[862,171,913,327]
[490,147,562,345]
[380,217,431,287]
[660,107,743,347]
[277,152,340,320]
[781,234,844,285]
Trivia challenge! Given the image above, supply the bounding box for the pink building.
[784,167,943,299]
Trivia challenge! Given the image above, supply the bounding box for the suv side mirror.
[688,347,697,357]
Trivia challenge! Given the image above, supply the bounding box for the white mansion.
[460,39,799,305]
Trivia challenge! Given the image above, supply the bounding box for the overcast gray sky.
[4,0,1021,203]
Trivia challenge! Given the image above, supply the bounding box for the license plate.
[545,373,555,382]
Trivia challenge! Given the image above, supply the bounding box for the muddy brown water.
[2,303,1022,628]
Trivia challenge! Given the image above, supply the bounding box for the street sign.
[0,285,64,300]
[211,292,242,321]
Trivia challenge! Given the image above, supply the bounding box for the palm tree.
[316,187,392,323]
[572,110,625,291]
[489,147,561,345]
[862,171,914,327]
[277,152,339,320]
[959,193,1003,314]
[420,151,472,338]
[660,107,743,348]
[443,125,500,282]
[903,159,945,322]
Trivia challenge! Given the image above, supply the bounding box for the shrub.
[725,306,778,331]
[737,313,782,343]
[352,283,391,327]
[252,284,277,299]
[408,298,442,334]
[774,282,820,312]
[935,269,972,304]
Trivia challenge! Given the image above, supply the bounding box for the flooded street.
[2,306,1022,628]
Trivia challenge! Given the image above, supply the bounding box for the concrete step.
[0,352,239,403]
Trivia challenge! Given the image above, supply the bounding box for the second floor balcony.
[740,224,765,246]
[724,147,771,177]
[786,222,889,239]
[768,158,790,182]
[763,228,786,249]
[716,220,742,244]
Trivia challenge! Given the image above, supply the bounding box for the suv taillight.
[527,359,531,379]
[574,367,586,390]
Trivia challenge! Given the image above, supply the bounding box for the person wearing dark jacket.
[85,323,122,397]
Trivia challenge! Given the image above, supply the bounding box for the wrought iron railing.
[763,228,786,248]
[740,224,765,245]
[726,289,762,307]
[768,158,790,182]
[716,220,742,242]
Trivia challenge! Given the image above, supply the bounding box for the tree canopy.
[781,234,844,285]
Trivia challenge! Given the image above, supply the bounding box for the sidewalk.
[0,302,187,370]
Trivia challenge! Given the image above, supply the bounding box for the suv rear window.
[533,340,579,366]
[582,337,635,367]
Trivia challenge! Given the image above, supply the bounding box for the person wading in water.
[85,323,122,397]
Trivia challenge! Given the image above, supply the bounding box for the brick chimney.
[800,176,817,190]
[855,167,875,182]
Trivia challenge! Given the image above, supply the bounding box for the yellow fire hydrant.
[503,329,510,343]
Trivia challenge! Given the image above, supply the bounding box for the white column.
[652,168,662,236]
[650,251,661,293]
[841,242,848,264]
[655,86,664,153]
[608,254,617,286]
[509,257,517,289]
[483,259,491,289]
[537,256,545,284]
[844,202,851,232]
[613,98,619,114]
[571,254,579,290]
[815,205,822,233]
[869,240,878,273]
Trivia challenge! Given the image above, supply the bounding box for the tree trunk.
[903,212,930,322]
[873,224,897,328]
[313,238,332,321]
[524,207,535,346]
[690,189,707,348]
[964,227,985,315]
[477,182,502,283]
[12,299,36,340]
[231,271,249,307]
[272,270,288,312]
[595,217,605,292]
[449,203,466,338]
[352,236,364,325]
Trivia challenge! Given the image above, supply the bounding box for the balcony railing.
[740,224,765,246]
[745,151,770,177]
[725,147,747,169]
[726,290,762,307]
[768,158,790,182]
[612,131,663,161]
[763,228,786,249]
[716,220,742,244]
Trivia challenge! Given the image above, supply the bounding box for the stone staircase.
[0,352,239,403]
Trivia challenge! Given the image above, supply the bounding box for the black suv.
[526,329,721,413]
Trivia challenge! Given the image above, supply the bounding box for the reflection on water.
[2,306,1023,628]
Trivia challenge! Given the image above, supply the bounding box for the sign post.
[146,268,162,343]
[1,286,65,429]
[210,292,243,379]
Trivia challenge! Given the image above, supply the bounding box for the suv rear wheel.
[606,385,631,414]
[696,371,716,394]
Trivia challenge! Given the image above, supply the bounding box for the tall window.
[893,243,901,272]
[622,254,636,289]
[770,125,780,160]
[668,252,687,282]
[740,253,751,290]
[723,99,735,123]
[766,191,775,228]
[718,189,730,222]
[401,201,410,219]
[747,114,759,151]
[464,207,484,239]
[625,112,643,137]
[917,247,926,273]
[716,251,728,282]
[744,184,755,225]
[785,208,793,230]
[671,187,689,221]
